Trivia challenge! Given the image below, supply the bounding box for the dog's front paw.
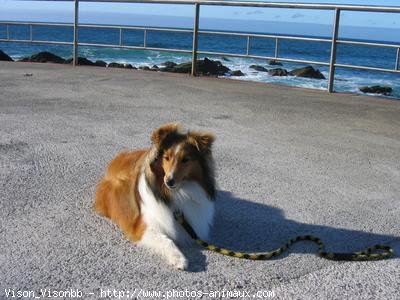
[168,250,188,270]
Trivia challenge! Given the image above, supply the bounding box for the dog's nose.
[166,178,175,187]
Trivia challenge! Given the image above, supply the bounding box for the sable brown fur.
[94,123,216,243]
[94,150,147,241]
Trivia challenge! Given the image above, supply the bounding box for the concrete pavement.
[1,61,399,299]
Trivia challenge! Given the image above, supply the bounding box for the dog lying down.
[94,123,216,270]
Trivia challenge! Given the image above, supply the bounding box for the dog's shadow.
[185,190,398,272]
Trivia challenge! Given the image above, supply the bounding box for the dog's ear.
[151,122,182,149]
[188,131,215,154]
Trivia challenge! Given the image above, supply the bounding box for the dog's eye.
[164,156,170,161]
[182,157,190,163]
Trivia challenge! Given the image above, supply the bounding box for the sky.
[0,0,399,40]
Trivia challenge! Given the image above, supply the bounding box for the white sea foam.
[219,56,399,99]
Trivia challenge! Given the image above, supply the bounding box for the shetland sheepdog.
[94,123,216,270]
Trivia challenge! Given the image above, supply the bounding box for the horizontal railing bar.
[78,42,330,66]
[0,22,326,43]
[337,40,400,49]
[198,30,331,43]
[188,1,400,12]
[0,38,73,45]
[37,0,400,13]
[0,21,73,27]
[78,42,193,53]
[0,21,192,33]
[335,63,400,73]
[0,21,330,42]
[3,21,400,49]
[4,21,400,50]
[79,24,193,33]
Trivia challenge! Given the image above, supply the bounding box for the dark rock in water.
[268,68,289,76]
[290,66,326,79]
[77,57,95,66]
[164,61,177,68]
[230,70,245,76]
[139,65,151,70]
[162,61,177,68]
[94,60,107,67]
[0,50,13,61]
[198,57,231,75]
[249,64,268,72]
[171,57,230,76]
[64,57,95,66]
[158,58,230,75]
[268,60,282,66]
[108,62,134,69]
[149,65,159,71]
[159,62,176,72]
[108,62,122,68]
[359,85,392,96]
[221,56,231,62]
[22,51,65,64]
[169,62,192,73]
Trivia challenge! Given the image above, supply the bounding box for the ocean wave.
[219,56,399,99]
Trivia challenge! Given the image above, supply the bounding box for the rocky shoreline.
[0,49,394,96]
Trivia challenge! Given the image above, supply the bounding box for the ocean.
[1,24,399,99]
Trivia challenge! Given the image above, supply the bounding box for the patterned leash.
[174,211,394,261]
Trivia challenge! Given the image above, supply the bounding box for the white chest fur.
[171,181,215,241]
[138,174,215,244]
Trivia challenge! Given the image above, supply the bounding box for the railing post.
[246,36,250,56]
[191,3,200,76]
[6,24,10,40]
[29,25,33,41]
[73,0,79,66]
[119,28,122,46]
[143,29,147,48]
[274,37,279,58]
[396,48,400,70]
[328,8,341,93]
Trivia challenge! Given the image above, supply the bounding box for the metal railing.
[1,0,400,93]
